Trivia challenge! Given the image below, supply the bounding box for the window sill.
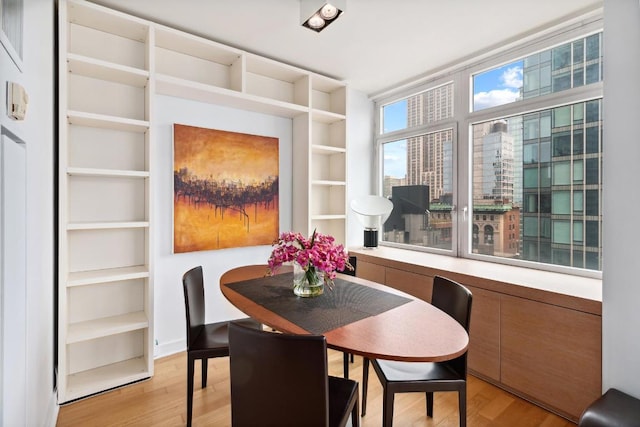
[348,246,602,315]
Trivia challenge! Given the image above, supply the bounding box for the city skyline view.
[382,62,526,180]
[379,32,603,270]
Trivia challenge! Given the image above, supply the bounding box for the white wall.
[602,0,640,398]
[0,0,57,425]
[152,90,374,358]
[346,89,376,247]
[152,95,293,357]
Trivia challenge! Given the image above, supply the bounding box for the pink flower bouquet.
[267,229,353,290]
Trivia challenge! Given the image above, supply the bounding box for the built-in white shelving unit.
[58,0,348,402]
[58,0,154,403]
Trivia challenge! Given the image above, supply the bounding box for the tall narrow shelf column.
[293,77,348,243]
[58,0,154,403]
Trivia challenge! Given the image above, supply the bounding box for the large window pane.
[381,83,453,134]
[382,129,454,251]
[472,33,602,112]
[472,100,603,270]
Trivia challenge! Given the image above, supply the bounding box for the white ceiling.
[92,0,603,96]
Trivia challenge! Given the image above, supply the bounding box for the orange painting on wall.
[173,124,279,253]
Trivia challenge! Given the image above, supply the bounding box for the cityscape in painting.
[173,124,279,253]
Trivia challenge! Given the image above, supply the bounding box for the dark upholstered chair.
[361,275,472,427]
[228,321,360,427]
[578,388,640,427]
[219,263,291,287]
[181,266,262,427]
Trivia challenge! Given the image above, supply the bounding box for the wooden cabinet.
[356,260,385,283]
[58,0,349,402]
[500,295,601,419]
[58,0,153,403]
[385,267,433,303]
[465,286,501,382]
[350,248,601,422]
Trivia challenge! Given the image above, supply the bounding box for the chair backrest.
[182,266,206,351]
[228,322,330,427]
[220,264,293,286]
[431,275,473,376]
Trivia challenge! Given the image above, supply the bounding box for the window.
[472,33,602,112]
[0,0,24,69]
[471,99,602,270]
[381,127,454,251]
[380,83,455,251]
[376,23,603,275]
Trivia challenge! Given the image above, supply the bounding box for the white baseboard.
[154,339,184,359]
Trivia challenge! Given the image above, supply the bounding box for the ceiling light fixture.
[300,0,345,33]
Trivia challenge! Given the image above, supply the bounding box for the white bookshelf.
[58,0,154,403]
[58,0,348,402]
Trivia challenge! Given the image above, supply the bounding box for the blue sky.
[473,61,523,110]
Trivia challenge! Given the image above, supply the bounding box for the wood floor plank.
[57,350,575,426]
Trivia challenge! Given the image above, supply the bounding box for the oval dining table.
[220,265,469,363]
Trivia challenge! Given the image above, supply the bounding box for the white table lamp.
[350,195,393,248]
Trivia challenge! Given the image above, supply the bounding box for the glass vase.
[293,262,324,297]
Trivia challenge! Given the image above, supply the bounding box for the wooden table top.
[220,267,469,362]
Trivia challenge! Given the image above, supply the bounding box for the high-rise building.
[405,83,453,202]
[400,84,454,248]
[472,120,519,258]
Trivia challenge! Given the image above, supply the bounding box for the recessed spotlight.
[307,13,325,29]
[319,4,338,19]
[300,0,346,33]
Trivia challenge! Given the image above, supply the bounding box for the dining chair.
[228,321,360,427]
[181,265,262,427]
[220,263,292,286]
[360,275,472,427]
[222,264,356,379]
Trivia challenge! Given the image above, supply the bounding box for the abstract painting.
[173,124,279,253]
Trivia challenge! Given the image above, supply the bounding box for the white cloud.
[474,88,521,110]
[383,150,406,178]
[501,66,523,89]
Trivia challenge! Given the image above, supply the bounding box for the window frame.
[373,12,603,279]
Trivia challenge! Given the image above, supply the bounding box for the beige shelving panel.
[58,0,153,403]
[58,0,348,402]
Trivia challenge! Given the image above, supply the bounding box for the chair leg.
[361,358,369,416]
[350,353,354,363]
[458,387,467,427]
[201,357,208,388]
[352,397,360,427]
[426,391,434,417]
[343,352,349,379]
[382,387,394,427]
[187,357,195,427]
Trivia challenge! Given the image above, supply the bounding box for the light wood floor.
[57,350,575,426]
